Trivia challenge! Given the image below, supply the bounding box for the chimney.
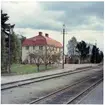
[45,33,49,37]
[39,32,42,36]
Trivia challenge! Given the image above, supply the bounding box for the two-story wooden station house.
[22,32,63,63]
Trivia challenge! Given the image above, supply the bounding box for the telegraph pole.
[8,24,15,73]
[62,24,65,69]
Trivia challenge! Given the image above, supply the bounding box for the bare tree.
[27,48,62,71]
[52,52,61,66]
[28,50,44,71]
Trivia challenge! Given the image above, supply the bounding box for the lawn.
[11,64,56,75]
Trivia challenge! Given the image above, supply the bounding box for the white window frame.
[39,46,43,50]
[33,46,35,50]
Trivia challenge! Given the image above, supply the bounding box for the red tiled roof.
[22,33,62,48]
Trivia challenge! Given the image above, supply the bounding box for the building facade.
[22,32,63,63]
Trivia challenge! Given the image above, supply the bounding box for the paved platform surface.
[78,81,103,104]
[1,64,98,84]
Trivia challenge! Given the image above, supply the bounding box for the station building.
[22,32,63,63]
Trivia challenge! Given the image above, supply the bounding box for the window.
[57,48,59,52]
[33,46,35,50]
[47,46,49,50]
[54,47,56,50]
[39,46,43,50]
[26,46,29,50]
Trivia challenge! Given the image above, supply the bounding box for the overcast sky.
[2,0,104,54]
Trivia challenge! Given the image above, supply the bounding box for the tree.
[91,45,103,63]
[97,51,104,63]
[1,10,10,32]
[10,32,22,63]
[17,34,26,63]
[76,41,90,63]
[95,48,100,63]
[1,31,8,72]
[1,10,19,73]
[99,51,103,62]
[46,52,61,68]
[67,36,77,57]
[28,49,62,71]
[91,45,98,63]
[1,10,10,72]
[44,52,51,70]
[28,50,44,71]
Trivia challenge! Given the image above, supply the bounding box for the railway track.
[1,66,102,90]
[65,78,102,104]
[29,70,103,104]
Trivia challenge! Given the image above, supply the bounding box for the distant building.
[22,32,63,63]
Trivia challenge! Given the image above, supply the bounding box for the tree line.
[1,10,103,73]
[76,41,103,63]
[1,10,26,73]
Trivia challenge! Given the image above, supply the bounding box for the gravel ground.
[1,64,98,84]
[34,72,102,104]
[1,67,102,104]
[78,81,103,104]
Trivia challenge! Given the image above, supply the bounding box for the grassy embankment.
[11,64,57,75]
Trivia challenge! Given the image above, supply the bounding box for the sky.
[1,0,104,54]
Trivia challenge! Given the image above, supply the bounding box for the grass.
[11,64,57,75]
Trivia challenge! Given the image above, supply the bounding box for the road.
[1,66,103,104]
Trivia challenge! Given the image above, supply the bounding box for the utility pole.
[62,24,65,69]
[8,24,15,73]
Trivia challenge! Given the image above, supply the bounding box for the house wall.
[22,46,45,62]
[22,45,62,63]
[22,46,29,62]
